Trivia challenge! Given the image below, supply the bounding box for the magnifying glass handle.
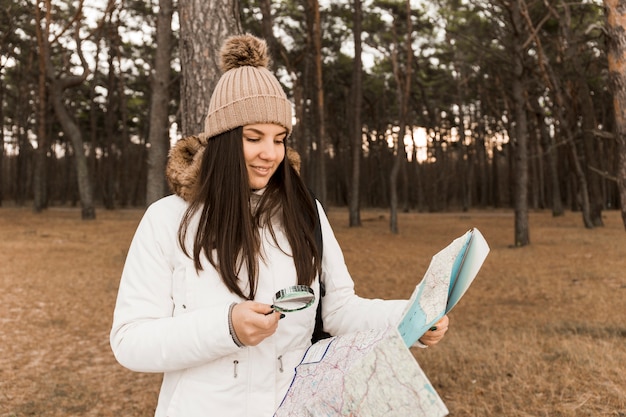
[264,308,285,319]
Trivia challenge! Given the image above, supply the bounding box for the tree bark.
[576,78,604,226]
[179,0,241,136]
[48,90,95,219]
[308,0,327,205]
[146,0,173,206]
[511,0,530,246]
[101,28,116,209]
[38,0,95,219]
[604,0,626,230]
[557,0,604,226]
[0,63,5,205]
[33,0,49,212]
[538,0,594,227]
[389,0,412,234]
[114,22,132,208]
[348,0,362,227]
[300,1,316,190]
[534,101,564,216]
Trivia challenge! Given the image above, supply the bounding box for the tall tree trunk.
[91,26,109,209]
[511,0,529,246]
[36,0,95,219]
[48,81,95,219]
[576,78,604,226]
[475,127,489,207]
[411,134,425,211]
[348,0,362,227]
[102,30,117,209]
[558,0,604,226]
[389,0,412,234]
[604,0,626,230]
[492,143,501,208]
[47,60,94,218]
[308,0,326,205]
[179,0,241,136]
[114,25,131,207]
[33,1,49,212]
[146,0,173,206]
[538,0,593,227]
[0,66,5,205]
[533,99,564,216]
[300,2,316,190]
[457,96,470,211]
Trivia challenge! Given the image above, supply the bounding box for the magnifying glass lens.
[271,285,315,313]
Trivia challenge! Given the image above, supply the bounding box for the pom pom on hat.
[203,34,292,139]
[220,35,270,72]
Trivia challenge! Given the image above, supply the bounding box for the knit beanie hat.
[166,35,295,201]
[203,34,293,139]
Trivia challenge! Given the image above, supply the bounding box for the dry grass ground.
[0,206,624,417]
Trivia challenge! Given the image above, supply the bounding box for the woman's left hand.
[418,315,449,347]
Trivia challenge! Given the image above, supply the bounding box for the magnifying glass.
[267,285,315,313]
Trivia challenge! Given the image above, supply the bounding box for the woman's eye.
[245,137,260,142]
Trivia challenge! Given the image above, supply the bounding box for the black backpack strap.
[309,190,331,344]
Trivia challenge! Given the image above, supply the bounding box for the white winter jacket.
[110,193,407,417]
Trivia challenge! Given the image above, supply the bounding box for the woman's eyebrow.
[243,127,288,137]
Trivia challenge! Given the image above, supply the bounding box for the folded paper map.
[275,228,490,417]
[398,228,490,347]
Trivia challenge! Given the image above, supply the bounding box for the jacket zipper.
[277,355,284,372]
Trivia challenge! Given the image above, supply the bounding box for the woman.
[110,34,448,417]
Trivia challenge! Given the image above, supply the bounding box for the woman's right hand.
[231,301,281,346]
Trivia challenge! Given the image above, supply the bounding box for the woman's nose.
[259,139,276,160]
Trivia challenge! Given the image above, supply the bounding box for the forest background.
[1,0,626,243]
[1,1,626,416]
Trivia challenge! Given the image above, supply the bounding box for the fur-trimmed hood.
[165,135,207,202]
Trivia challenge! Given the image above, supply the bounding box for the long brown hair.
[178,127,321,300]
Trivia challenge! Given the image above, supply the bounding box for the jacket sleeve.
[315,203,408,336]
[109,197,241,373]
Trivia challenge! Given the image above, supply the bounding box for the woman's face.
[242,123,287,190]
